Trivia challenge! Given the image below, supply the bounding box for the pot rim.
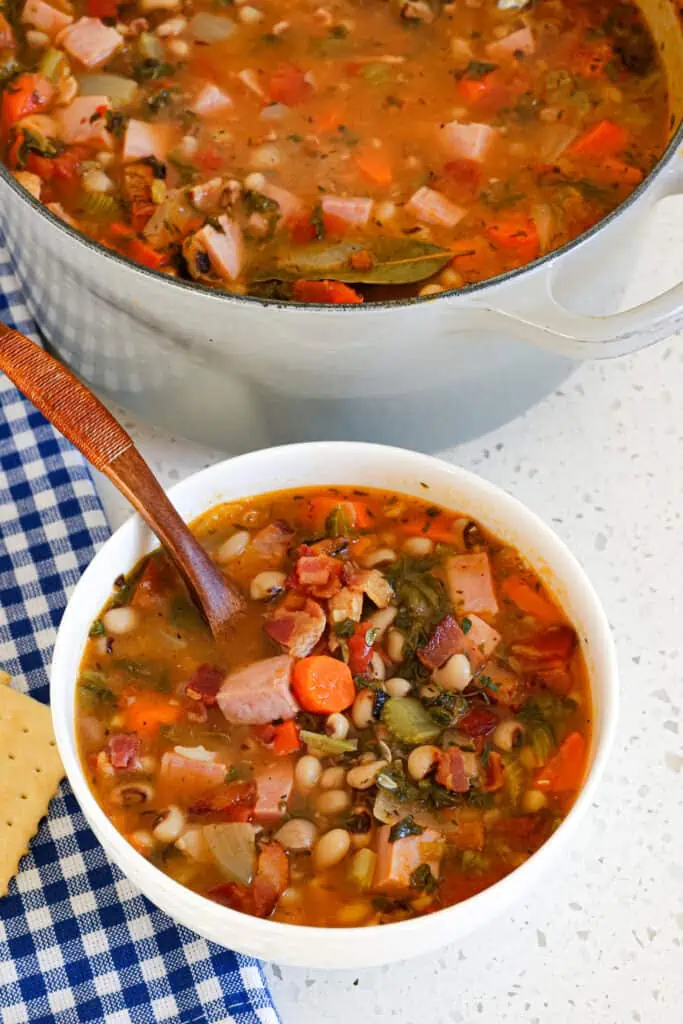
[1,118,681,314]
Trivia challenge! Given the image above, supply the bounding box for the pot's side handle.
[464,153,683,361]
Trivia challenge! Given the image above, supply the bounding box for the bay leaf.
[252,238,453,286]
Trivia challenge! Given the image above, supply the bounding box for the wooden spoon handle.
[0,324,244,636]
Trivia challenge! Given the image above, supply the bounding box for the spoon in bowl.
[0,323,244,638]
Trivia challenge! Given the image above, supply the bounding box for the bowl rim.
[50,441,619,954]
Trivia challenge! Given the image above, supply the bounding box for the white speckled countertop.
[93,202,683,1023]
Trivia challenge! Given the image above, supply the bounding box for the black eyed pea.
[351,689,376,730]
[103,606,139,635]
[249,570,287,600]
[294,754,322,792]
[493,718,525,752]
[217,529,250,561]
[320,765,347,789]
[152,805,186,843]
[315,789,352,816]
[407,745,441,781]
[385,676,411,698]
[402,535,434,557]
[325,712,349,740]
[385,627,405,663]
[346,759,388,790]
[432,652,472,692]
[275,818,319,851]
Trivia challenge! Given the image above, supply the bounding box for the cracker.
[0,685,64,896]
[0,670,11,686]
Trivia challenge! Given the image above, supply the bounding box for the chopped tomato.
[486,216,540,262]
[291,280,363,304]
[2,74,53,132]
[456,74,497,105]
[443,159,481,194]
[268,63,312,106]
[534,732,586,793]
[348,621,375,676]
[195,146,223,172]
[289,213,317,244]
[272,719,301,755]
[569,119,627,159]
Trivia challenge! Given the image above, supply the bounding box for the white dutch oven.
[1,0,683,450]
[51,443,618,968]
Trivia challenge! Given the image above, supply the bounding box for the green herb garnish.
[389,815,424,842]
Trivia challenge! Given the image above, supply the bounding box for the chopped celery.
[299,731,358,756]
[80,191,120,219]
[39,48,67,83]
[381,697,441,744]
[347,848,377,891]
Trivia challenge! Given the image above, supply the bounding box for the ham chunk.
[458,614,501,671]
[435,747,469,792]
[406,186,465,229]
[123,119,172,163]
[321,194,373,228]
[265,598,326,658]
[57,96,112,148]
[293,549,342,599]
[185,663,223,705]
[22,0,72,37]
[446,552,498,615]
[193,215,244,281]
[253,520,294,560]
[217,654,300,725]
[192,84,232,117]
[345,567,393,608]
[259,182,303,223]
[328,586,363,624]
[486,27,535,62]
[159,750,226,802]
[373,825,445,893]
[108,733,140,771]
[440,121,497,163]
[254,759,294,821]
[59,17,123,69]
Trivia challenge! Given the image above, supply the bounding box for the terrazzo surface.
[93,202,683,1022]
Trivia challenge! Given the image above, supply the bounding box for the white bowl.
[51,442,618,969]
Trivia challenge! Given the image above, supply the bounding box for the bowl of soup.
[50,442,618,967]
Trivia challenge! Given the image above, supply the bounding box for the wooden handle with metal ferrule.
[0,323,244,637]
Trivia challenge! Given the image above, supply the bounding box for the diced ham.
[321,194,373,228]
[159,750,226,802]
[192,84,233,117]
[193,215,244,281]
[210,839,289,917]
[479,660,523,707]
[217,654,300,725]
[185,663,223,705]
[188,177,226,212]
[458,614,501,671]
[57,96,112,148]
[122,119,172,163]
[108,733,140,770]
[406,186,465,229]
[417,614,463,669]
[254,759,294,821]
[344,566,394,608]
[486,27,535,62]
[328,586,363,624]
[22,0,73,37]
[59,17,123,69]
[259,182,303,223]
[253,520,294,560]
[435,747,469,792]
[373,825,445,892]
[440,121,497,163]
[265,598,326,657]
[446,552,498,615]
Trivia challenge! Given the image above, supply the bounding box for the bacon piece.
[344,566,393,608]
[479,661,523,707]
[217,654,299,725]
[57,96,112,148]
[446,552,498,615]
[59,17,123,69]
[482,750,505,792]
[189,780,256,822]
[512,626,576,666]
[108,733,140,770]
[209,840,289,917]
[253,520,294,560]
[293,549,343,599]
[22,0,73,37]
[265,598,326,658]
[185,663,223,705]
[159,750,226,802]
[254,759,294,821]
[130,554,176,610]
[457,705,498,737]
[373,825,444,892]
[435,747,469,792]
[417,613,462,669]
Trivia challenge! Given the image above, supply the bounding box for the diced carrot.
[486,216,540,261]
[289,213,317,244]
[272,719,301,756]
[501,576,561,624]
[442,159,481,193]
[534,731,586,793]
[268,63,312,106]
[86,0,120,15]
[128,238,169,271]
[315,107,344,133]
[349,536,374,559]
[108,221,135,240]
[512,625,576,664]
[456,74,496,105]
[355,148,392,187]
[568,119,627,159]
[122,692,182,738]
[291,279,363,304]
[2,73,54,131]
[307,496,372,531]
[291,655,355,713]
[401,514,457,545]
[593,158,643,186]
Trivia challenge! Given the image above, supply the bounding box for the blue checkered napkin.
[0,240,280,1024]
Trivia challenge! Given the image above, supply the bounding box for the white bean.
[313,828,351,871]
[362,547,397,568]
[385,628,405,663]
[238,4,263,22]
[278,885,303,907]
[325,713,349,740]
[432,653,472,692]
[346,759,387,790]
[315,789,352,816]
[320,766,346,790]
[521,789,547,814]
[368,651,386,682]
[167,38,189,57]
[493,719,525,752]
[129,830,155,854]
[250,570,286,600]
[294,754,322,792]
[250,143,280,169]
[367,605,397,639]
[217,530,249,561]
[275,818,318,851]
[407,745,441,781]
[244,172,266,190]
[351,690,375,730]
[385,676,411,698]
[103,606,139,635]
[156,15,187,35]
[402,536,434,557]
[153,805,186,843]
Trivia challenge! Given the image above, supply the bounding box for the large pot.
[1,0,682,452]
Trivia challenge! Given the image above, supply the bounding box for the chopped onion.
[77,74,138,106]
[260,103,289,121]
[532,202,554,253]
[204,823,257,886]
[373,789,440,829]
[539,123,578,162]
[189,13,236,43]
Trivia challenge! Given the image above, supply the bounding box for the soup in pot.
[0,0,671,302]
[76,486,591,927]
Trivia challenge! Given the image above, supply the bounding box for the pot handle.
[466,155,683,361]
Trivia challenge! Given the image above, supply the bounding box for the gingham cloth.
[0,240,280,1024]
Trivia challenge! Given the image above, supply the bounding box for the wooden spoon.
[0,323,244,638]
